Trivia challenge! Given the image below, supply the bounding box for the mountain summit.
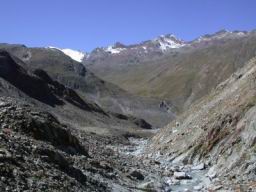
[152,34,185,51]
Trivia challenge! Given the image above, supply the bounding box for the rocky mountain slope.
[0,50,166,191]
[145,56,256,190]
[0,44,174,128]
[0,50,155,136]
[84,30,256,111]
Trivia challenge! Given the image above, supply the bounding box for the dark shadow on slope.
[0,50,107,114]
[0,49,154,130]
[33,69,107,114]
[0,50,63,106]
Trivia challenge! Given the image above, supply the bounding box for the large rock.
[207,166,217,179]
[173,171,191,180]
[0,101,88,156]
[137,181,161,191]
[192,163,205,170]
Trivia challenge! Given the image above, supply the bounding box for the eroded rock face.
[147,57,256,187]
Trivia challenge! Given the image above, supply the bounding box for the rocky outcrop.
[0,98,88,156]
[0,98,110,191]
[112,113,152,129]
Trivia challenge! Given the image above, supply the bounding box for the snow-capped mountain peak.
[153,34,186,51]
[91,34,186,56]
[47,46,86,62]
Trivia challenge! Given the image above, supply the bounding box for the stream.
[111,136,215,192]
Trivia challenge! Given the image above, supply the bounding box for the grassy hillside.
[87,32,256,111]
[147,57,256,188]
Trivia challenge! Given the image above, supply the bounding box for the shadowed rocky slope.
[0,51,153,136]
[0,50,101,111]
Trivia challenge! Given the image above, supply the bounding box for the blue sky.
[0,0,255,51]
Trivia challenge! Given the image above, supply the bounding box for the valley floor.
[108,136,256,192]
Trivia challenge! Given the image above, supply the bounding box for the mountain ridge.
[83,29,256,112]
[45,29,251,62]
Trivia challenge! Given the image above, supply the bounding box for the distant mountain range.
[81,29,256,111]
[49,30,249,62]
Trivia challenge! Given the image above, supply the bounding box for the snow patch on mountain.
[61,49,85,62]
[47,46,86,62]
[104,45,126,54]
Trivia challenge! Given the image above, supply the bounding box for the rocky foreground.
[1,96,255,192]
[0,97,139,191]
